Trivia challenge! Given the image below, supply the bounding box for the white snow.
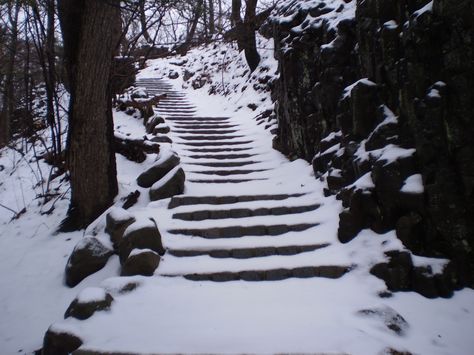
[348,172,375,191]
[76,287,108,304]
[123,218,155,236]
[129,248,157,257]
[107,207,134,223]
[414,1,433,17]
[401,174,424,194]
[383,20,399,30]
[343,78,377,99]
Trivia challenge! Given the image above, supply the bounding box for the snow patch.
[401,174,424,194]
[76,287,108,304]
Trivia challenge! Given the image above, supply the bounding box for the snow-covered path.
[48,78,474,355]
[141,78,349,281]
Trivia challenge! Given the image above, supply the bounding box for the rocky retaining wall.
[264,0,474,295]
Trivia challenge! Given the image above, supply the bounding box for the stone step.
[186,153,256,159]
[168,223,318,238]
[174,129,239,135]
[171,121,235,126]
[158,110,196,113]
[168,119,232,124]
[146,90,185,95]
[151,95,187,99]
[164,116,197,119]
[177,135,244,141]
[187,161,259,168]
[157,105,196,110]
[157,111,197,115]
[158,99,191,103]
[166,116,230,121]
[184,148,253,153]
[189,169,267,176]
[165,265,350,282]
[172,203,321,221]
[173,124,239,129]
[168,193,306,208]
[146,88,181,92]
[180,140,253,147]
[168,243,329,258]
[188,178,268,184]
[137,84,173,88]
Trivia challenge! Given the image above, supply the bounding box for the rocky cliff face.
[263,0,474,296]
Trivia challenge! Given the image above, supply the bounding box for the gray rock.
[42,328,82,355]
[145,115,165,134]
[153,125,170,135]
[121,249,160,276]
[64,287,113,320]
[183,69,195,81]
[105,207,135,251]
[65,237,113,288]
[119,219,165,263]
[137,152,180,188]
[149,167,185,201]
[168,70,179,79]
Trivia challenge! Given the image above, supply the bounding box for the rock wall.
[264,0,474,295]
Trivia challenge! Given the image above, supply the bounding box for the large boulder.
[64,287,113,320]
[42,328,82,355]
[136,150,180,188]
[105,207,136,251]
[121,249,160,276]
[149,166,185,201]
[65,237,113,288]
[119,218,165,263]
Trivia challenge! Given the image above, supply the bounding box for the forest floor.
[0,40,474,355]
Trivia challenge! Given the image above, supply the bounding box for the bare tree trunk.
[203,0,208,39]
[217,0,223,33]
[177,0,203,54]
[0,2,20,147]
[58,0,119,230]
[208,0,215,35]
[139,0,153,44]
[45,0,60,155]
[243,0,260,72]
[231,0,242,27]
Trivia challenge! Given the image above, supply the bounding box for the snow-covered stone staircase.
[136,78,350,282]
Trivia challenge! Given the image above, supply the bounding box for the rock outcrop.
[265,0,474,294]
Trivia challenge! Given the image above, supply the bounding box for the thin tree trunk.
[217,0,223,33]
[45,0,60,155]
[58,0,119,230]
[208,0,215,35]
[139,0,153,44]
[0,2,20,147]
[231,0,242,27]
[178,0,203,54]
[203,0,208,39]
[243,0,260,72]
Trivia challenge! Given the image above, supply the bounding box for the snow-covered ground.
[1,37,474,355]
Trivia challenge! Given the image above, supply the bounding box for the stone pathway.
[136,78,350,282]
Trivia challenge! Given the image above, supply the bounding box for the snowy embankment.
[0,35,474,355]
